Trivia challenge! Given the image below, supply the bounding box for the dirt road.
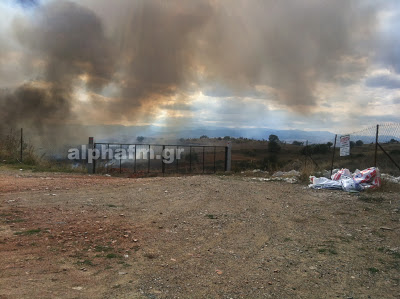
[0,169,399,298]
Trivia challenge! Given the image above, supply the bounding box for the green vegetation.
[14,228,41,236]
[77,259,93,266]
[368,267,379,273]
[95,245,113,252]
[359,195,385,203]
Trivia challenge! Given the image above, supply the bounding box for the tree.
[350,141,356,148]
[355,140,364,146]
[200,135,208,139]
[268,142,281,152]
[292,141,304,146]
[223,136,231,140]
[268,134,280,143]
[268,135,281,153]
[327,142,333,148]
[136,136,145,143]
[389,138,399,143]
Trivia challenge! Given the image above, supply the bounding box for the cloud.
[0,0,397,139]
[365,74,400,89]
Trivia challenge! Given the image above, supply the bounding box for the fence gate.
[87,138,232,175]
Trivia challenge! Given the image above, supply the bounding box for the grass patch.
[106,253,119,259]
[4,218,25,223]
[317,243,338,255]
[143,252,158,259]
[77,259,93,266]
[328,248,338,255]
[359,195,384,203]
[95,245,113,252]
[106,204,117,208]
[368,267,379,274]
[14,228,41,236]
[205,214,217,219]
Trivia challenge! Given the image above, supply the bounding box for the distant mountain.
[85,125,336,144]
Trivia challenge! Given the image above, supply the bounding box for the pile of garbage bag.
[309,167,381,192]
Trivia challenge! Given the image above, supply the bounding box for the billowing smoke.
[0,1,114,131]
[0,0,383,137]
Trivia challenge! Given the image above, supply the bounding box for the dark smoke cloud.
[0,0,385,137]
[90,0,379,115]
[196,0,377,109]
[0,0,114,133]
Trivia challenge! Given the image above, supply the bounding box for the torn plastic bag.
[331,168,351,181]
[309,177,343,190]
[353,167,381,189]
[341,177,363,192]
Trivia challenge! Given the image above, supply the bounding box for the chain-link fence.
[331,123,400,175]
[1,123,399,176]
[230,123,400,176]
[294,123,399,176]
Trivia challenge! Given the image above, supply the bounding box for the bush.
[0,130,38,165]
[300,144,329,155]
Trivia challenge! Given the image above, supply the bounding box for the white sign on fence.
[340,135,350,156]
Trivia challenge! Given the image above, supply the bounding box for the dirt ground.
[0,168,399,299]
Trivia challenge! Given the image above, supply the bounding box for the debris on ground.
[381,173,400,184]
[253,177,298,184]
[309,167,381,192]
[272,170,300,177]
[252,170,300,184]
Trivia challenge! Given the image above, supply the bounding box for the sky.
[0,0,399,135]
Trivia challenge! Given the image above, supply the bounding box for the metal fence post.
[374,124,379,167]
[304,140,308,169]
[330,134,337,177]
[88,137,94,174]
[203,147,205,173]
[134,145,137,173]
[119,144,122,174]
[225,142,232,172]
[20,128,23,162]
[189,146,192,172]
[148,145,151,173]
[176,146,179,173]
[214,146,216,173]
[162,145,166,175]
